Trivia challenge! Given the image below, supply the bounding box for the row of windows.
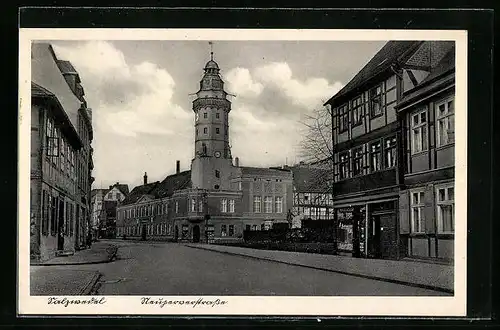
[338,136,397,180]
[120,203,169,220]
[410,98,455,154]
[195,110,222,122]
[252,196,283,213]
[46,116,78,182]
[410,184,454,234]
[196,126,226,136]
[40,190,76,237]
[337,84,387,132]
[117,223,173,237]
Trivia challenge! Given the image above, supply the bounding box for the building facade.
[30,43,94,261]
[396,41,455,261]
[116,54,293,243]
[91,183,129,239]
[325,40,455,261]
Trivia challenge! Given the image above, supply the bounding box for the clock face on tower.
[214,151,221,158]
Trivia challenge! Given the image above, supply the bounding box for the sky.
[49,40,387,189]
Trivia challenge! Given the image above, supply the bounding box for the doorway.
[141,224,147,240]
[192,225,200,243]
[368,215,381,258]
[57,199,65,251]
[174,225,179,242]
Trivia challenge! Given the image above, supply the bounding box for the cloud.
[52,41,193,186]
[225,67,264,98]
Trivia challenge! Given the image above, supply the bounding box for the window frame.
[436,97,455,147]
[338,103,349,133]
[253,196,262,213]
[410,188,426,234]
[264,196,273,213]
[351,95,363,127]
[339,151,350,180]
[369,140,382,172]
[436,183,454,234]
[384,136,397,169]
[369,84,383,118]
[275,196,283,213]
[229,199,235,213]
[410,108,428,154]
[221,198,228,213]
[352,147,364,177]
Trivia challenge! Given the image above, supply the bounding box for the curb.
[186,245,453,294]
[31,245,119,267]
[78,272,102,295]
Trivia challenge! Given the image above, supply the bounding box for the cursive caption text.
[141,297,228,308]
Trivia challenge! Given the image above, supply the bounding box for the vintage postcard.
[18,28,467,316]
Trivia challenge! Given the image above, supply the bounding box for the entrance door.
[379,214,398,259]
[141,224,147,240]
[57,199,65,251]
[192,225,200,243]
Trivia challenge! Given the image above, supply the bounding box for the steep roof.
[324,41,422,108]
[91,189,109,199]
[116,184,130,195]
[120,182,160,205]
[56,60,78,75]
[150,170,192,199]
[398,48,455,109]
[290,166,332,193]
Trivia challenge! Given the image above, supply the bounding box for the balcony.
[333,168,398,196]
[192,97,230,111]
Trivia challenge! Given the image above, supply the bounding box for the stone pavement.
[30,242,118,296]
[186,244,454,293]
[32,241,118,266]
[30,268,101,295]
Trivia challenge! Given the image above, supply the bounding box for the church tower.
[191,46,235,190]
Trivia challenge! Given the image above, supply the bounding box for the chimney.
[109,185,112,190]
[235,157,239,167]
[176,160,180,174]
[143,172,148,185]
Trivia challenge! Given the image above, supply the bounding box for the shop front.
[335,199,399,259]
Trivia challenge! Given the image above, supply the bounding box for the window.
[199,200,203,213]
[370,141,382,172]
[436,98,455,146]
[203,127,208,134]
[203,112,208,119]
[264,197,273,213]
[436,185,454,233]
[229,199,235,213]
[216,128,220,134]
[352,147,364,176]
[175,201,179,213]
[252,225,258,231]
[384,136,397,168]
[215,170,220,178]
[228,225,234,236]
[46,117,59,158]
[216,112,220,119]
[60,139,66,172]
[339,152,350,179]
[238,182,242,190]
[410,190,425,233]
[221,224,227,237]
[221,198,228,213]
[351,96,363,126]
[338,104,349,132]
[191,198,196,212]
[214,184,220,190]
[369,85,382,117]
[411,110,428,153]
[275,197,283,213]
[253,196,261,213]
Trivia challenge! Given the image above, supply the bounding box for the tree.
[298,104,333,165]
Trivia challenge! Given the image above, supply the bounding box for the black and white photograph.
[18,28,467,316]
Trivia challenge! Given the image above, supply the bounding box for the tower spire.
[209,41,214,60]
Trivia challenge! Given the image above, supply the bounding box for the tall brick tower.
[191,46,235,190]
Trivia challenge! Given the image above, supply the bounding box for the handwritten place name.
[47,297,107,308]
[141,297,228,308]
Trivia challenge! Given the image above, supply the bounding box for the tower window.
[203,127,208,134]
[216,112,220,119]
[203,112,208,119]
[215,170,220,178]
[216,128,220,134]
[214,185,220,190]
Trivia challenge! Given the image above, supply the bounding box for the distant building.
[98,201,118,238]
[116,53,293,242]
[90,183,129,239]
[30,43,94,262]
[287,164,334,228]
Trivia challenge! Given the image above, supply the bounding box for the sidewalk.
[30,268,101,295]
[186,244,454,293]
[32,241,118,266]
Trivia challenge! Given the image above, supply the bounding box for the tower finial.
[209,41,214,60]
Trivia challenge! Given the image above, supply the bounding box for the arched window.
[203,127,208,134]
[202,143,207,155]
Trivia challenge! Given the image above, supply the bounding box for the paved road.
[66,240,446,296]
